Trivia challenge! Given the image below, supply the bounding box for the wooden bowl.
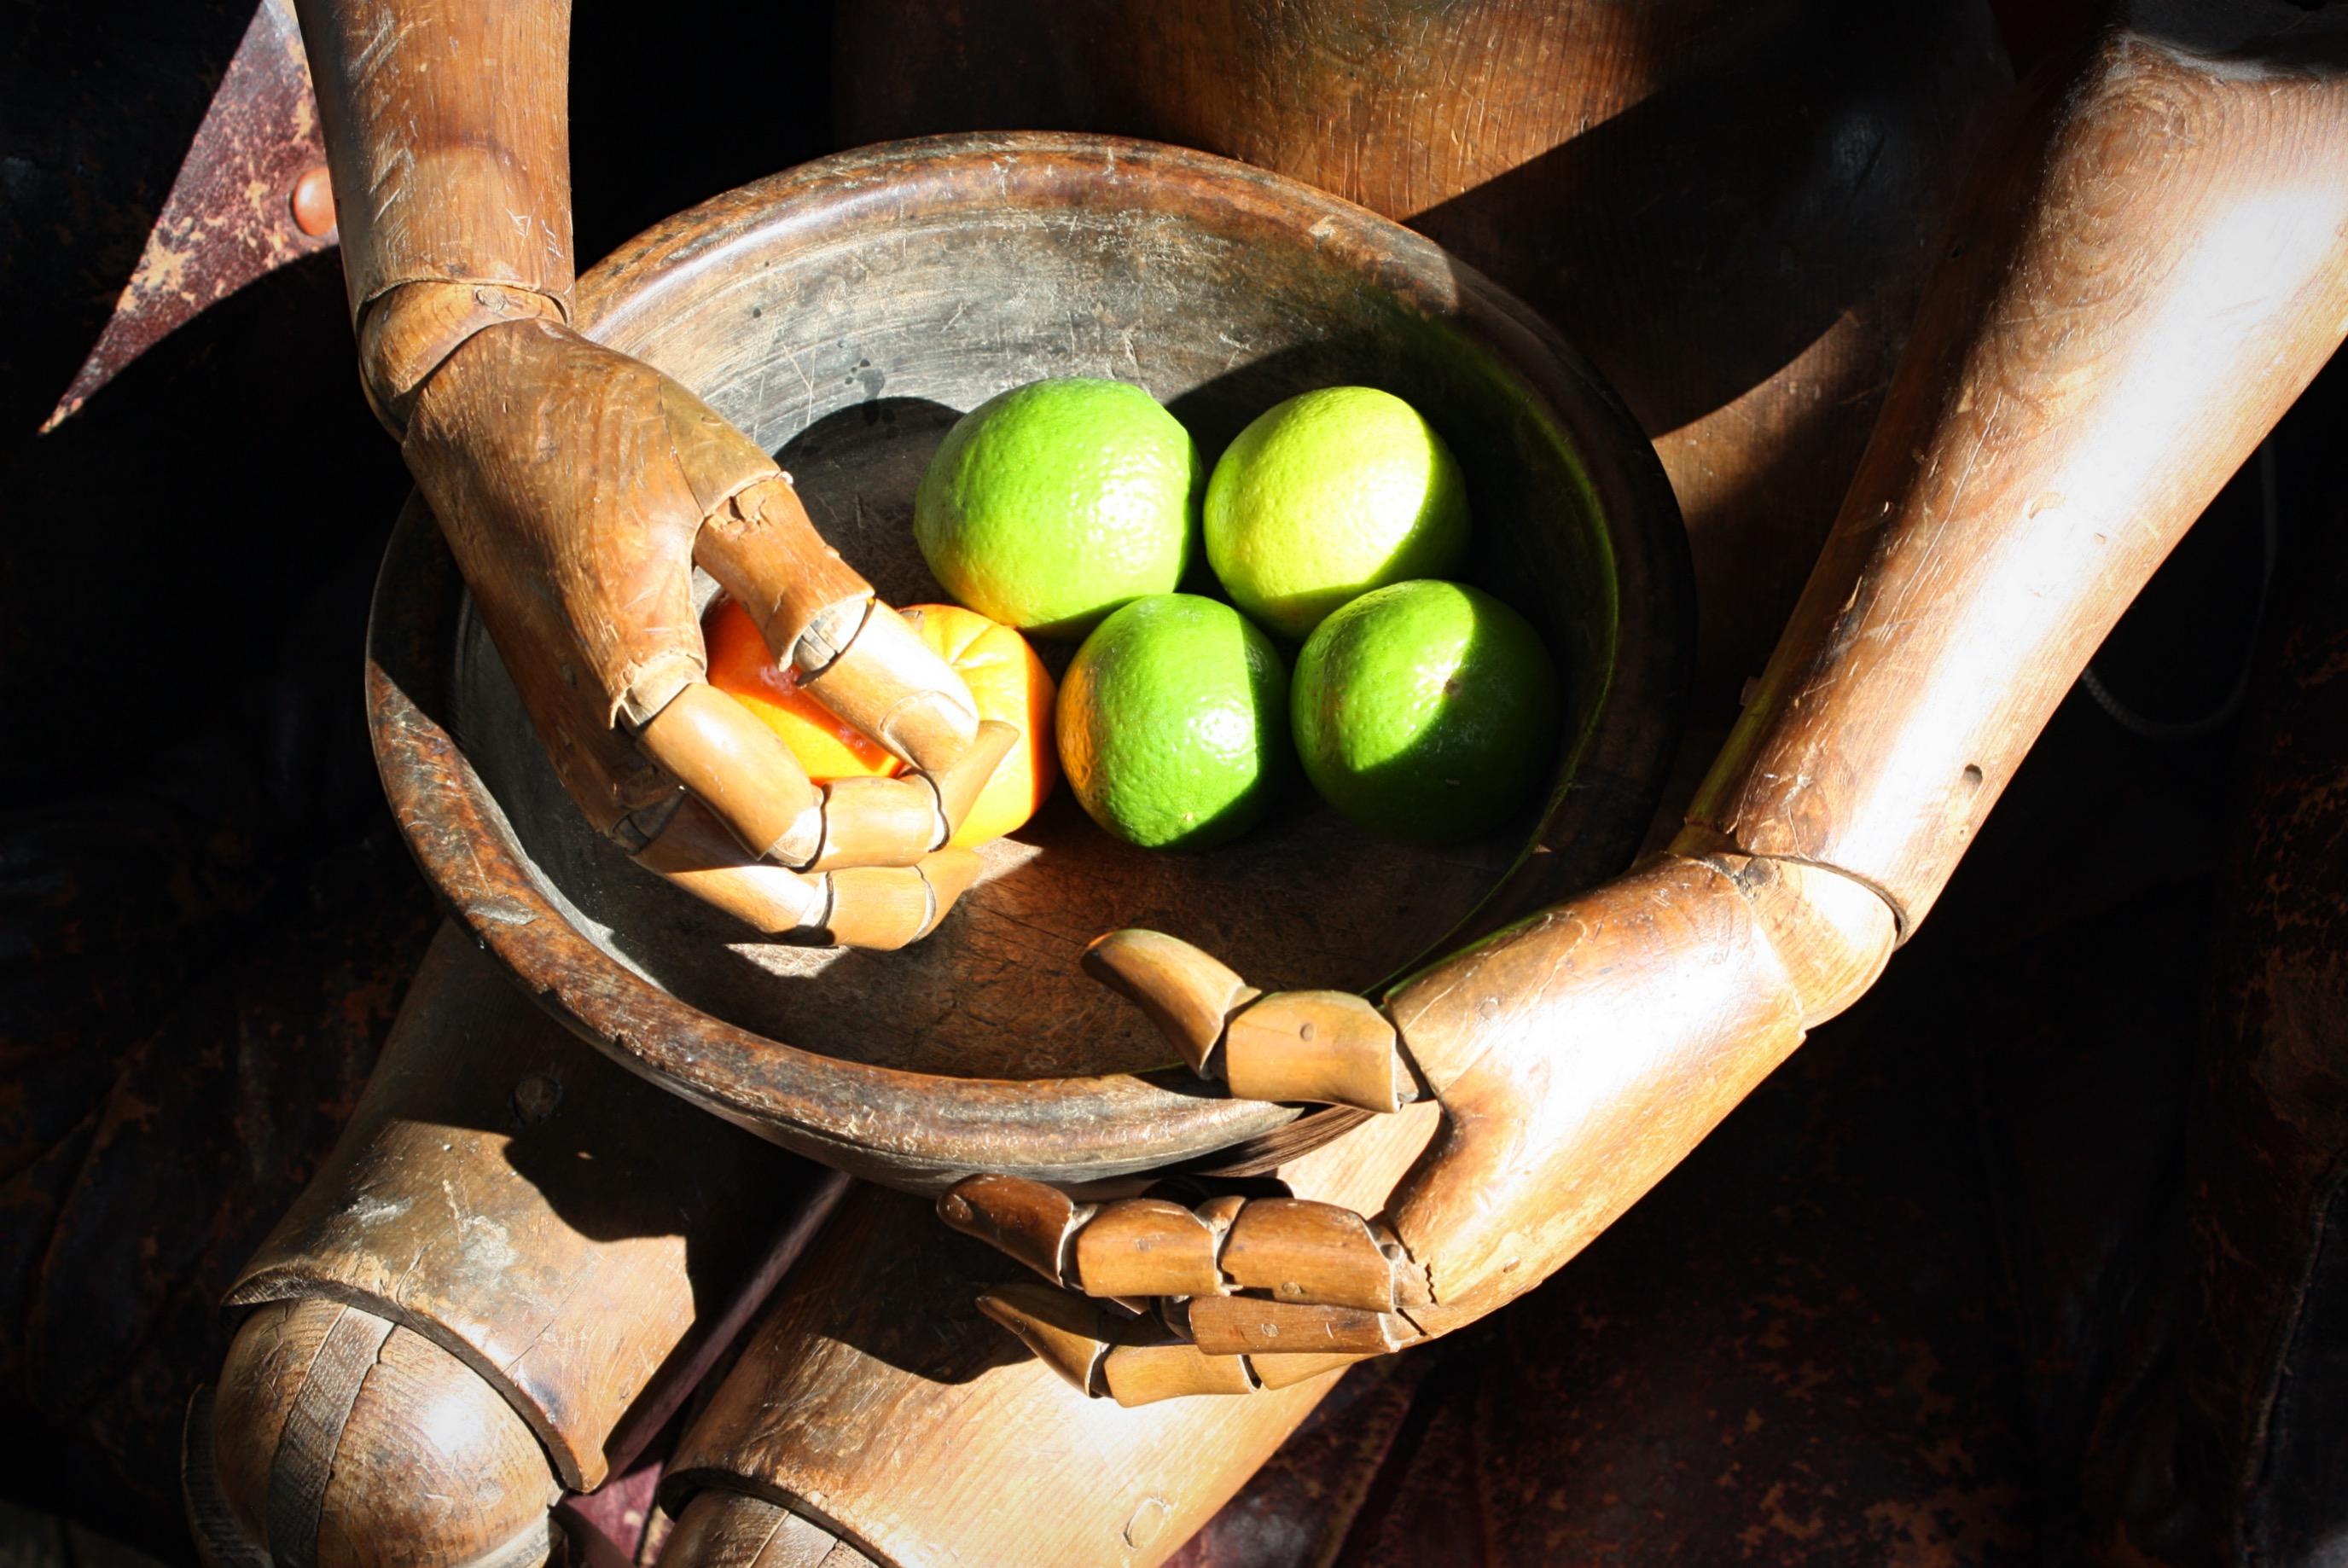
[368,132,1688,1192]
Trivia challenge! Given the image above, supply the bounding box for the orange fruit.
[704,598,1058,847]
[705,598,895,781]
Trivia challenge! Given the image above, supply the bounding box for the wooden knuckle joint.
[1372,1222,1437,1310]
[357,280,567,435]
[939,1176,1090,1287]
[798,604,982,769]
[1219,1199,1403,1312]
[654,379,783,521]
[1078,930,1259,1076]
[694,479,872,657]
[1069,1199,1226,1299]
[808,865,938,950]
[921,720,1022,843]
[810,777,944,870]
[1222,991,1409,1112]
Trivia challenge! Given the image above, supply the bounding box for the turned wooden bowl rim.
[366,131,1690,1188]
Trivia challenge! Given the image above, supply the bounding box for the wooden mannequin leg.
[185,924,838,1567]
[659,1107,1438,1566]
[654,1184,1326,1565]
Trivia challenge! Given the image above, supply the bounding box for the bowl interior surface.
[447,140,1637,1086]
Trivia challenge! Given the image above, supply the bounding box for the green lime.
[1291,580,1560,843]
[1058,595,1290,851]
[1204,386,1470,641]
[915,377,1200,638]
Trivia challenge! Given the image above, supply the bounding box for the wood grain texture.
[371,132,1689,1188]
[834,0,2010,711]
[1691,0,2348,932]
[227,925,817,1492]
[204,1298,559,1568]
[263,1304,394,1567]
[661,1492,877,1568]
[403,316,773,816]
[294,0,573,322]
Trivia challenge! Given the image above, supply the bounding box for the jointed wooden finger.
[819,851,983,950]
[1223,991,1416,1111]
[799,602,983,772]
[1182,1297,1420,1357]
[1079,930,1416,1112]
[692,475,873,672]
[973,1283,1377,1407]
[635,684,823,865]
[695,506,1019,846]
[638,682,1014,870]
[939,1175,1431,1313]
[1081,930,1258,1071]
[636,799,981,949]
[635,797,827,934]
[806,775,953,871]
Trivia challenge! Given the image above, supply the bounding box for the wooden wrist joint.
[357,280,567,435]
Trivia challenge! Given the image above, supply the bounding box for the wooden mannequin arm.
[1381,0,2348,1321]
[950,0,2348,1394]
[1689,0,2348,935]
[294,0,1018,946]
[294,0,575,425]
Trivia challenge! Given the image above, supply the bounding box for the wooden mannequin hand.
[940,850,1893,1402]
[396,306,1015,950]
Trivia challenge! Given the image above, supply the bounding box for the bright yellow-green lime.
[1204,386,1470,641]
[915,377,1200,639]
[1058,595,1290,851]
[1291,580,1559,843]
